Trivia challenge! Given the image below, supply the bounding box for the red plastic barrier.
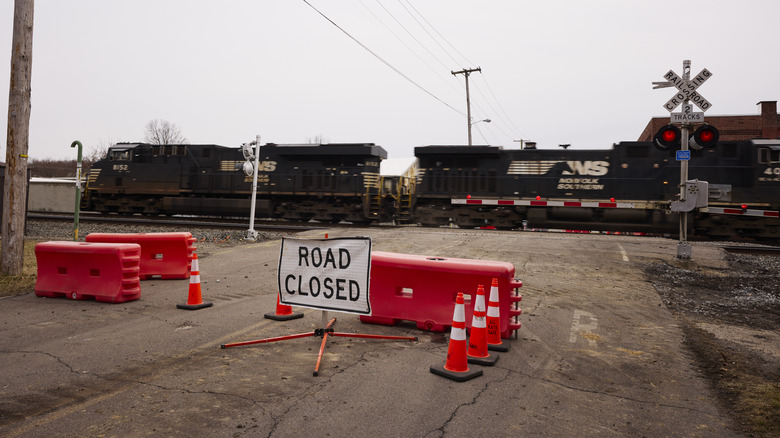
[34,241,142,303]
[360,251,522,339]
[85,232,196,280]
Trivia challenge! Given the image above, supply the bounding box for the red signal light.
[536,196,541,201]
[653,125,681,150]
[691,125,719,149]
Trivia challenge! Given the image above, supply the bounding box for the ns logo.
[561,161,609,176]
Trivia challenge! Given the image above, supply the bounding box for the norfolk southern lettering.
[284,246,360,301]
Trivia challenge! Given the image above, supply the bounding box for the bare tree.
[86,137,114,162]
[143,119,188,145]
[306,135,329,144]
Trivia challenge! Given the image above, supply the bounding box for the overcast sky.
[2,0,779,161]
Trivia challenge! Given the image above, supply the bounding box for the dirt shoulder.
[644,253,780,437]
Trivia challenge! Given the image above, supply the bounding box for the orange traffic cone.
[264,295,304,321]
[486,278,510,352]
[467,285,499,365]
[430,292,483,381]
[177,253,213,310]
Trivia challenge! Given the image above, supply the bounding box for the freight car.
[413,140,780,240]
[82,142,392,224]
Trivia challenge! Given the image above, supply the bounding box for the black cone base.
[487,340,510,352]
[177,302,213,310]
[264,311,304,321]
[467,351,499,366]
[430,363,483,382]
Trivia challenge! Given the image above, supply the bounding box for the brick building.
[638,100,780,141]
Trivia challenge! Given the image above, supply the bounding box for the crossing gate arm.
[451,198,661,210]
[703,207,780,218]
[451,198,779,219]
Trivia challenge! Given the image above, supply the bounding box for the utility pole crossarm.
[451,67,481,76]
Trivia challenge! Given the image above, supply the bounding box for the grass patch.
[0,239,38,297]
[735,380,780,437]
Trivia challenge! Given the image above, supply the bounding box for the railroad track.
[721,245,780,256]
[27,212,326,233]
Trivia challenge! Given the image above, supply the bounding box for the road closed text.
[284,275,361,301]
[277,237,372,314]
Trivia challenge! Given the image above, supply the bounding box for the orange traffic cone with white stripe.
[487,278,509,352]
[265,295,304,321]
[430,292,483,381]
[467,285,499,365]
[177,253,213,310]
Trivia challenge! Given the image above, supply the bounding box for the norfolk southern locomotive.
[82,139,780,240]
[413,140,780,239]
[83,142,392,224]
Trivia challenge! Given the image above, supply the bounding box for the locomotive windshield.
[758,146,780,164]
[110,149,131,161]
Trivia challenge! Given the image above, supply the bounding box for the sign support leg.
[221,317,417,377]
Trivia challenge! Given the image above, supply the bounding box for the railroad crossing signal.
[661,67,713,112]
[651,60,717,260]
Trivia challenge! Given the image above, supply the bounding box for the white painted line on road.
[618,244,629,262]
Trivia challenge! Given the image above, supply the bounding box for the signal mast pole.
[678,60,691,258]
[452,67,481,146]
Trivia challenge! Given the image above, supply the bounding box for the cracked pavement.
[0,228,739,437]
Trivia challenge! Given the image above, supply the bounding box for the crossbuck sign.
[662,67,712,112]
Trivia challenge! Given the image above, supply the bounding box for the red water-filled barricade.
[361,251,522,339]
[85,232,196,280]
[34,241,142,303]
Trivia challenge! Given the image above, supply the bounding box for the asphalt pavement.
[0,227,738,437]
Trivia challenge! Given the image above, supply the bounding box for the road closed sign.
[277,236,372,315]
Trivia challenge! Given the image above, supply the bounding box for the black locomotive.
[83,142,392,224]
[82,139,780,240]
[413,140,780,239]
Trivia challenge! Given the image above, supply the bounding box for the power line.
[398,1,529,143]
[478,72,528,138]
[470,78,526,140]
[359,0,460,95]
[302,0,464,116]
[397,0,461,68]
[401,0,475,68]
[371,0,451,73]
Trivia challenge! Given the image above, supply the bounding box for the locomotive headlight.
[242,161,254,176]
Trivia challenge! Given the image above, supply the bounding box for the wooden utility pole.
[2,0,34,275]
[451,67,481,146]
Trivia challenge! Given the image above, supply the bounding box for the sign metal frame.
[277,236,373,315]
